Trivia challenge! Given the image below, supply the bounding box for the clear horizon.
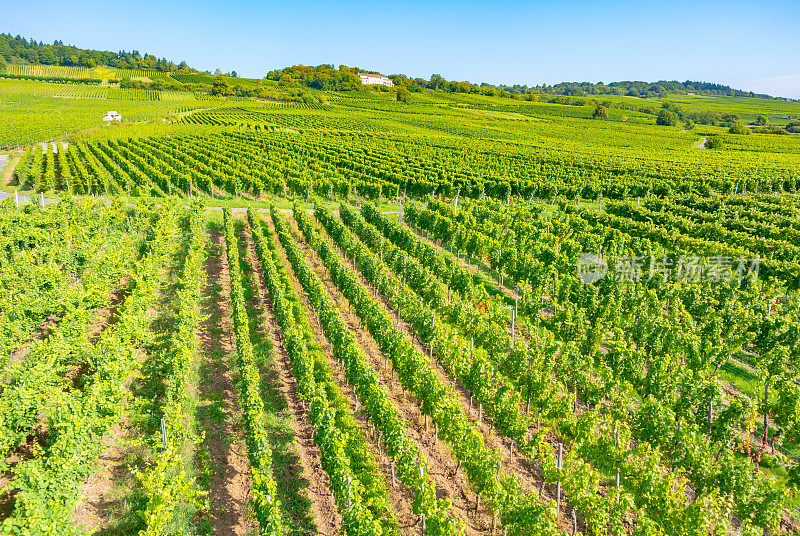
[4,0,800,99]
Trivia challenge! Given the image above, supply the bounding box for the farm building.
[357,73,394,87]
[103,111,122,122]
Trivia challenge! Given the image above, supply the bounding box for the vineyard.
[1,62,800,536]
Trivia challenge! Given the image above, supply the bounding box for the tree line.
[0,33,200,73]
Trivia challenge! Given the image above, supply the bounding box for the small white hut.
[103,111,122,122]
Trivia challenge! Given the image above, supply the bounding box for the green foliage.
[211,75,231,96]
[396,86,412,104]
[729,122,752,135]
[0,33,199,73]
[592,104,609,119]
[706,135,723,148]
[755,114,767,126]
[656,109,677,126]
[265,64,362,91]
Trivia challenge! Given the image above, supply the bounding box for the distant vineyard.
[3,63,95,79]
[170,73,216,84]
[113,67,173,80]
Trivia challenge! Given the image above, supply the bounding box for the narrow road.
[696,137,707,149]
[0,190,401,215]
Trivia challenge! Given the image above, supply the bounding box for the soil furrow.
[286,215,501,534]
[238,216,342,536]
[307,212,582,530]
[197,226,255,536]
[263,216,419,535]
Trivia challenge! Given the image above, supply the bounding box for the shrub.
[396,87,412,104]
[592,105,608,119]
[728,122,751,135]
[656,110,677,126]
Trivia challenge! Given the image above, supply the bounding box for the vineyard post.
[512,292,518,347]
[40,192,44,207]
[391,461,396,487]
[478,403,483,424]
[556,442,563,517]
[14,190,18,207]
[492,462,501,531]
[708,398,713,427]
[421,513,426,536]
[571,508,577,534]
[525,352,532,413]
[347,476,352,507]
[160,418,166,448]
[430,316,435,359]
[419,465,425,499]
[763,382,769,446]
[574,382,578,414]
[637,196,640,209]
[615,426,620,487]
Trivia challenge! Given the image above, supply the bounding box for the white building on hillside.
[103,111,122,122]
[358,73,394,87]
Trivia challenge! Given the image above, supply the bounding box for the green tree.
[755,114,767,126]
[706,135,723,149]
[211,75,230,96]
[729,122,751,135]
[684,119,695,130]
[656,109,677,126]
[786,120,800,133]
[396,87,412,104]
[592,104,609,119]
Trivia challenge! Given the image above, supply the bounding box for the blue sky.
[4,0,800,98]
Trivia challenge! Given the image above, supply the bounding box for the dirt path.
[285,216,490,535]
[73,247,178,533]
[238,216,341,536]
[0,154,18,191]
[71,421,134,533]
[696,137,707,149]
[307,213,581,531]
[263,216,420,534]
[197,227,256,536]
